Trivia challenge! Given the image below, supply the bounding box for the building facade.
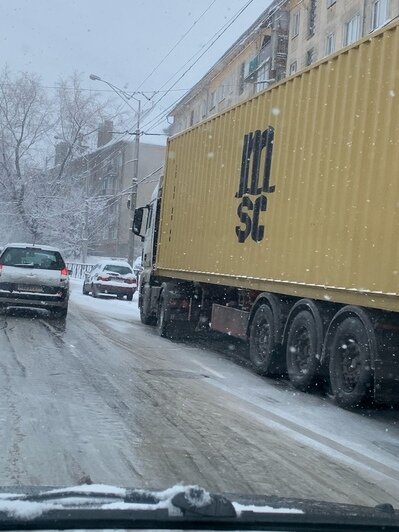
[286,0,399,75]
[169,0,398,136]
[59,122,165,261]
[169,0,289,135]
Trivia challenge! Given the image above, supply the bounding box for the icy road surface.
[0,279,399,506]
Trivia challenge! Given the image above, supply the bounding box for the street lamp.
[89,73,143,265]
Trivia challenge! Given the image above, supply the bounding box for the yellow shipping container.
[157,20,399,313]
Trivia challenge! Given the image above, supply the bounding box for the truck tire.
[140,288,156,325]
[329,316,374,408]
[157,297,175,338]
[286,310,322,391]
[249,304,279,375]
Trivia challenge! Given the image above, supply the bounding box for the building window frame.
[289,61,297,75]
[306,48,315,66]
[325,31,335,55]
[209,90,216,111]
[344,13,361,46]
[292,10,300,38]
[372,0,389,30]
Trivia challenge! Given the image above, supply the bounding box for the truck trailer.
[133,20,399,408]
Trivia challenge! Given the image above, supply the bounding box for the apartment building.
[57,121,164,260]
[169,0,290,135]
[286,0,399,74]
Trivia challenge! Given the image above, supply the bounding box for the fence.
[67,262,93,280]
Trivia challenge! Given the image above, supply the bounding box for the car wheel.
[92,284,99,298]
[126,293,133,301]
[82,283,89,295]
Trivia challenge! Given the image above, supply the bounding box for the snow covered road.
[0,280,399,507]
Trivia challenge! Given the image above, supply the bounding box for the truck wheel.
[286,310,321,391]
[140,288,156,325]
[329,316,373,408]
[157,297,175,338]
[249,304,279,375]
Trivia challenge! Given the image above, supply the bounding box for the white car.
[0,243,69,318]
[83,260,137,300]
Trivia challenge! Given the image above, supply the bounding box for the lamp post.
[89,74,143,265]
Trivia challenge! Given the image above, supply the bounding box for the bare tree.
[0,69,117,252]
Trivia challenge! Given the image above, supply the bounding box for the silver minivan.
[0,243,69,318]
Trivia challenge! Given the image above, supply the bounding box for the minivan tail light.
[60,267,68,277]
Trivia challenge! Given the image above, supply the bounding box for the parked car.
[83,260,137,300]
[0,243,69,318]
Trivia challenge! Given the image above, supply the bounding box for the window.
[306,48,315,66]
[209,90,216,110]
[289,61,297,74]
[217,84,225,102]
[189,109,194,126]
[238,62,245,94]
[292,11,300,38]
[344,14,361,45]
[372,0,389,30]
[327,0,336,7]
[1,247,65,270]
[325,32,335,55]
[308,0,316,37]
[255,62,271,93]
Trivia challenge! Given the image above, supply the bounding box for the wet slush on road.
[0,280,399,507]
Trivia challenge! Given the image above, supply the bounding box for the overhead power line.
[134,0,217,92]
[140,0,256,132]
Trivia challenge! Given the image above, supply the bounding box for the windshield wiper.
[0,484,397,531]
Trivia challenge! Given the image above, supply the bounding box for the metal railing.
[67,262,93,279]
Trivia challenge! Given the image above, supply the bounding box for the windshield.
[103,264,132,275]
[1,0,399,524]
[1,247,66,270]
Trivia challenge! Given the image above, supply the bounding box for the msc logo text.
[235,126,275,243]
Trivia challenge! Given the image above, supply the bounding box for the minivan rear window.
[0,247,66,270]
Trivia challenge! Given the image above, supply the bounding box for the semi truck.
[133,20,399,408]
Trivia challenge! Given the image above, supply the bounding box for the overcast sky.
[0,0,272,141]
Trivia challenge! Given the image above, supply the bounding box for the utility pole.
[127,99,141,265]
[81,153,89,263]
[89,74,149,266]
